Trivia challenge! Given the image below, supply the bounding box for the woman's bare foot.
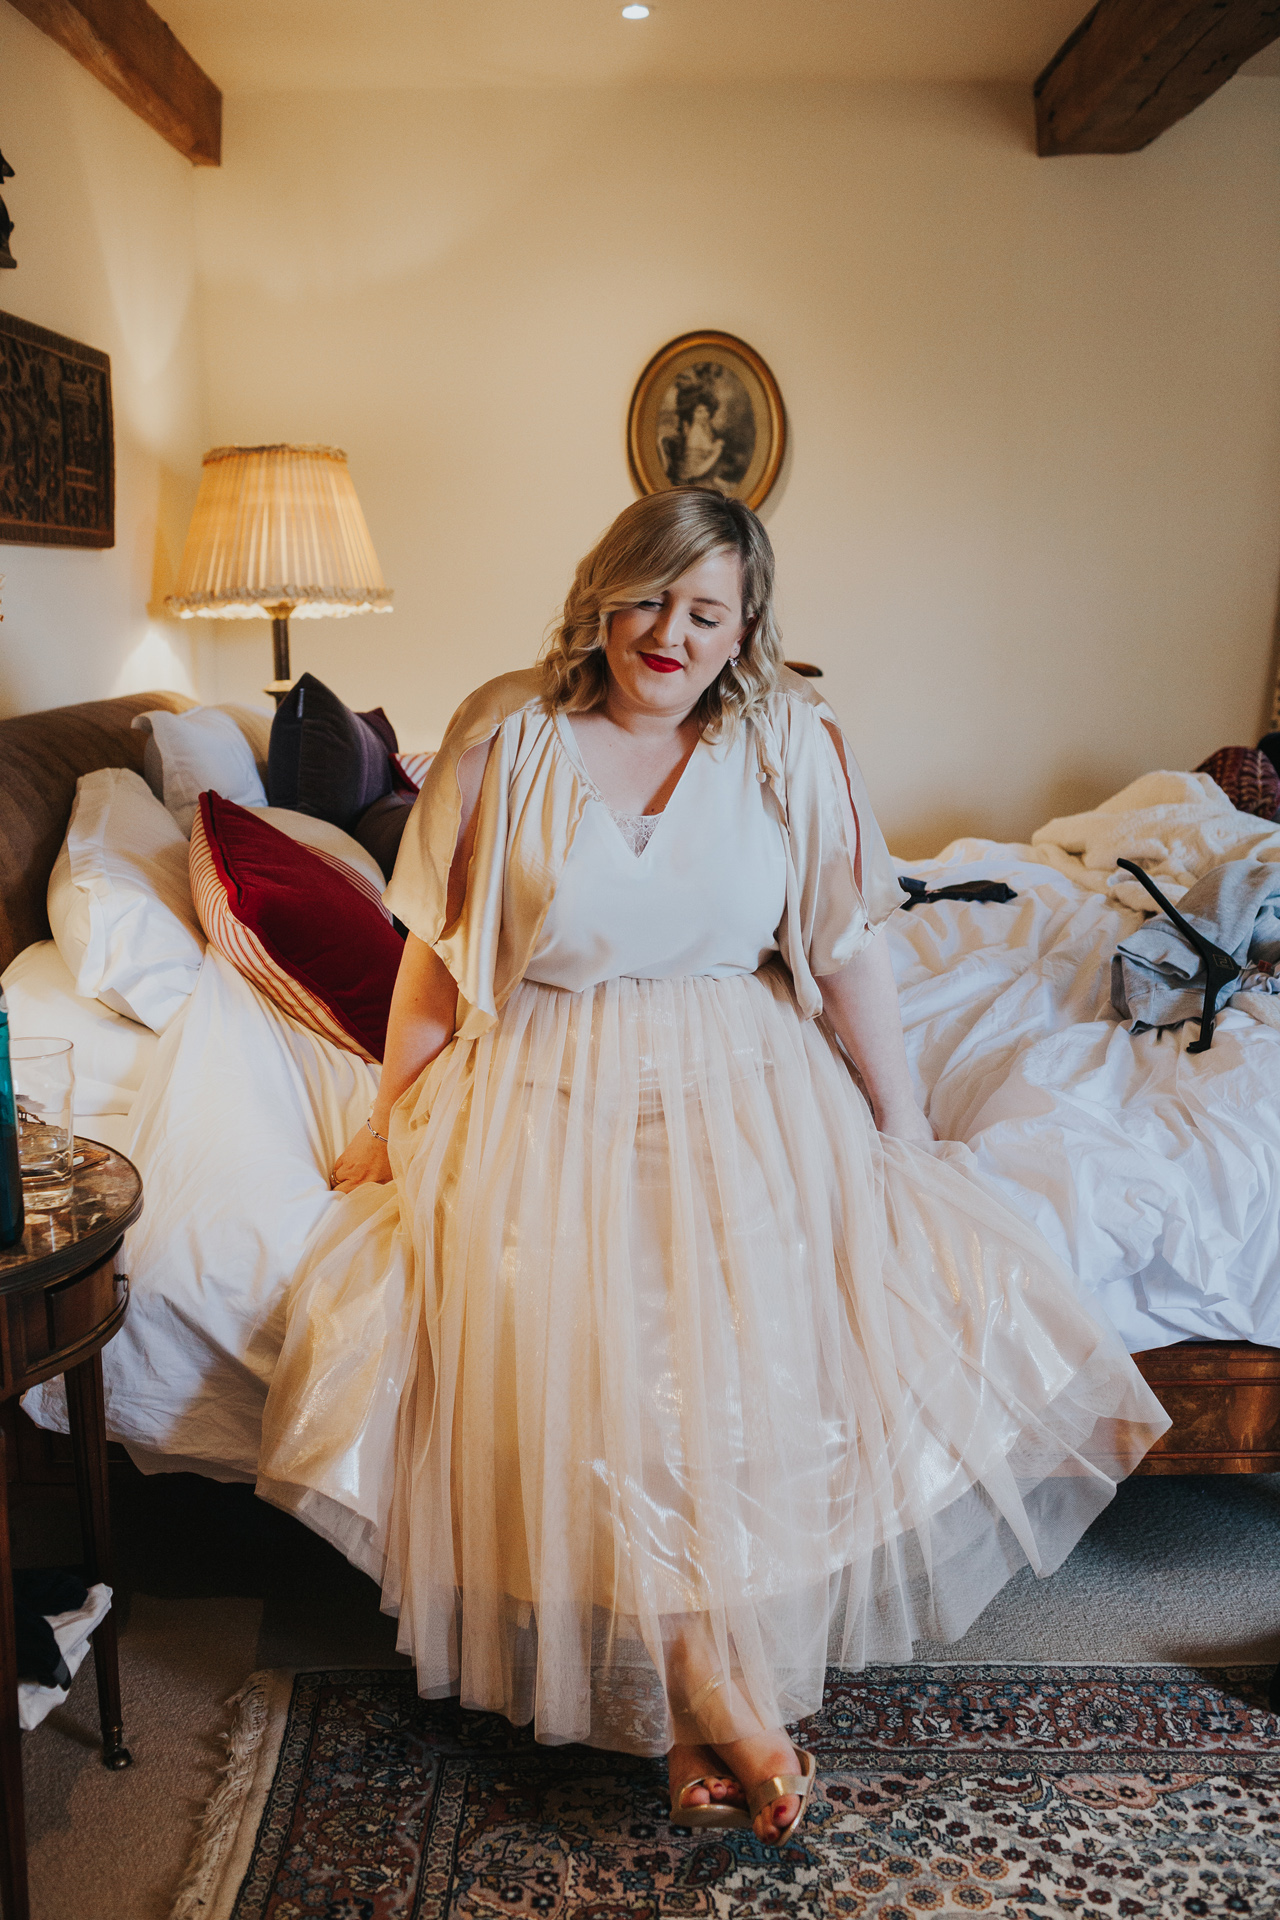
[711,1729,802,1843]
[667,1741,746,1816]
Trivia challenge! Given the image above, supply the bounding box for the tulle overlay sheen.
[260,964,1168,1754]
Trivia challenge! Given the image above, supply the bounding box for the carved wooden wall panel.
[0,311,114,548]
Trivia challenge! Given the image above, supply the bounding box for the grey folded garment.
[1111,860,1280,1032]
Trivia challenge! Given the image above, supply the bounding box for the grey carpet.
[15,1464,406,1920]
[26,1594,262,1920]
[915,1470,1280,1664]
[14,1466,1280,1920]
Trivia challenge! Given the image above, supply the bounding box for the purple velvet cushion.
[267,673,395,833]
[353,791,416,882]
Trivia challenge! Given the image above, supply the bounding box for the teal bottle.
[0,988,23,1249]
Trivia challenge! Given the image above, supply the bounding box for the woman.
[259,488,1167,1847]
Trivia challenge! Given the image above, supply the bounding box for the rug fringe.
[168,1670,277,1920]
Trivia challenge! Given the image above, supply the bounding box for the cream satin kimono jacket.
[383,666,907,1032]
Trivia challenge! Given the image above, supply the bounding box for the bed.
[2,692,1278,1496]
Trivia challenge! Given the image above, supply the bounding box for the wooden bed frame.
[1,691,1278,1476]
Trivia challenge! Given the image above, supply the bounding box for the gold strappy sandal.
[670,1776,750,1831]
[746,1747,817,1846]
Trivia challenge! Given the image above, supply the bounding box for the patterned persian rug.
[173,1663,1280,1919]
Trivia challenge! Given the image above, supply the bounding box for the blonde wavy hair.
[540,488,782,737]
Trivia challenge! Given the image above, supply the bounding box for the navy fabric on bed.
[267,673,394,832]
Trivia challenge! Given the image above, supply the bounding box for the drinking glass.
[12,1037,74,1208]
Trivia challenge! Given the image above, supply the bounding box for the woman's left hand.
[873,1099,937,1145]
[819,938,938,1150]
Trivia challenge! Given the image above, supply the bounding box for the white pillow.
[47,768,206,1032]
[1,941,158,1116]
[216,703,272,784]
[132,707,267,835]
[137,705,272,803]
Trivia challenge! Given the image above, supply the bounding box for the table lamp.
[165,444,393,701]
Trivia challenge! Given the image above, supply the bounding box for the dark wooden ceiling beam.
[1036,0,1280,155]
[6,0,220,165]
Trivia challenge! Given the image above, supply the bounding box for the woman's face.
[604,548,748,720]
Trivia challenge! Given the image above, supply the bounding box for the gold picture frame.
[626,331,786,512]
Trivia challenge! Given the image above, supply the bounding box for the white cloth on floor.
[19,1584,112,1732]
[1030,770,1280,912]
[259,674,1168,1757]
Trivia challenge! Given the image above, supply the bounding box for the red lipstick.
[639,652,682,674]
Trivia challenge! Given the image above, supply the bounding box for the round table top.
[0,1138,143,1293]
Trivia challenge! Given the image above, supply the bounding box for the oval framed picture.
[627,331,786,512]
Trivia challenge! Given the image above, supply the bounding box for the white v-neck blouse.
[524,714,788,990]
[383,667,907,1040]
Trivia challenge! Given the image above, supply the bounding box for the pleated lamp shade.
[166,445,393,621]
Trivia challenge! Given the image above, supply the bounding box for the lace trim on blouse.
[609,810,660,857]
[551,713,666,858]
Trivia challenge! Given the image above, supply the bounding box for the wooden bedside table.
[0,1140,142,1920]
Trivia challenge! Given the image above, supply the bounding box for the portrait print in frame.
[627,331,786,512]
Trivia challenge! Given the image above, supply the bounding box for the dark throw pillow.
[267,673,395,831]
[353,791,418,881]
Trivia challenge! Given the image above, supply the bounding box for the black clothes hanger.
[1115,858,1239,1054]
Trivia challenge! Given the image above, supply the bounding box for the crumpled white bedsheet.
[1030,769,1280,911]
[23,843,1280,1480]
[895,838,1280,1352]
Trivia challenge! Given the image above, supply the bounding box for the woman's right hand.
[331,1122,392,1193]
[330,936,464,1197]
[327,748,484,1201]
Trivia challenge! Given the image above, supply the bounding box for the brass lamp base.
[267,603,294,706]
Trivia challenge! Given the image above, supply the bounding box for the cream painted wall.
[194,78,1280,851]
[0,5,207,717]
[1,42,1276,848]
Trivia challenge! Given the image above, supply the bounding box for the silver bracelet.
[366,1116,389,1145]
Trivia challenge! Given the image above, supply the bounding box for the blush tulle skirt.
[257,964,1168,1755]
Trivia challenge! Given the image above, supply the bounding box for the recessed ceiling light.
[621,4,650,17]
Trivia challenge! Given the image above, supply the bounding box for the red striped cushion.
[190,792,404,1062]
[393,750,434,793]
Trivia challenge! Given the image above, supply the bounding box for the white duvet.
[894,839,1280,1351]
[1031,768,1280,910]
[23,833,1280,1482]
[27,950,377,1478]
